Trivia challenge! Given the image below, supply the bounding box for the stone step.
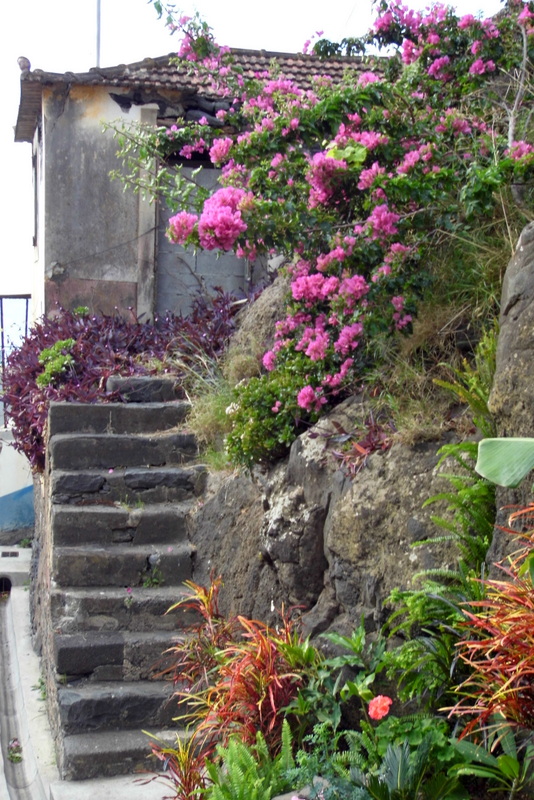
[49,431,198,471]
[51,465,207,506]
[54,630,183,681]
[58,728,184,781]
[106,375,184,403]
[53,543,194,588]
[50,586,197,634]
[57,681,181,735]
[48,400,190,436]
[52,504,193,547]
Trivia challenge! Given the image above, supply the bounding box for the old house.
[14,50,357,320]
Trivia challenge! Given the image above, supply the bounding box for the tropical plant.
[151,576,314,798]
[286,623,387,737]
[348,737,466,800]
[476,437,534,487]
[146,730,210,800]
[382,441,494,709]
[450,555,534,737]
[421,441,495,574]
[433,322,498,438]
[360,738,466,800]
[452,732,534,799]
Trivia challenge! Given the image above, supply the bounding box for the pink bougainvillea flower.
[368,695,393,720]
[209,136,233,166]
[306,151,347,208]
[262,350,277,371]
[358,71,381,87]
[167,211,198,244]
[508,140,534,160]
[197,186,252,250]
[296,384,326,412]
[367,204,400,240]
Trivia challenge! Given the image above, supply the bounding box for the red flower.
[368,695,392,720]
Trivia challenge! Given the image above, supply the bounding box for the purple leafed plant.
[2,291,238,472]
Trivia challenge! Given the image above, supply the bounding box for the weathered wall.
[40,84,268,321]
[156,168,268,316]
[41,87,157,318]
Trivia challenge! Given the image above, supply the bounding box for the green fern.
[421,442,494,570]
[205,722,295,800]
[433,321,497,438]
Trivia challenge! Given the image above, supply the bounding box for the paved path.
[0,546,176,800]
[0,548,56,799]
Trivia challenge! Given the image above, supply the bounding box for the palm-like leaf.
[476,438,534,487]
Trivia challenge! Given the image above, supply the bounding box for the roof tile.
[15,48,370,142]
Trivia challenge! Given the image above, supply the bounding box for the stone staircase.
[35,378,205,781]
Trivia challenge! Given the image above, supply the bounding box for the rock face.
[490,221,534,438]
[188,396,461,635]
[487,222,534,565]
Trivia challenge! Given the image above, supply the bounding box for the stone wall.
[189,396,463,637]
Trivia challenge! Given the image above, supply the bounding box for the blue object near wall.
[0,485,34,531]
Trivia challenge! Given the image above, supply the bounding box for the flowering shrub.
[119,0,534,466]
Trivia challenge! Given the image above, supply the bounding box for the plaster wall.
[0,428,33,532]
[0,428,32,496]
[41,86,157,318]
[32,125,45,320]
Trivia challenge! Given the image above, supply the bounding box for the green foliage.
[354,738,465,800]
[36,338,75,387]
[204,723,295,800]
[286,624,387,737]
[290,723,466,800]
[32,676,47,701]
[370,714,459,767]
[142,565,163,588]
[382,439,494,708]
[224,357,326,467]
[476,437,534,487]
[421,441,495,573]
[452,733,534,798]
[433,322,498,438]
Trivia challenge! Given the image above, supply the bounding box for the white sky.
[1,0,503,297]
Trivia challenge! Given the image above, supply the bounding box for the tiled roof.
[15,49,368,142]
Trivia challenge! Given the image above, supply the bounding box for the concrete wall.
[41,86,157,319]
[156,168,267,316]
